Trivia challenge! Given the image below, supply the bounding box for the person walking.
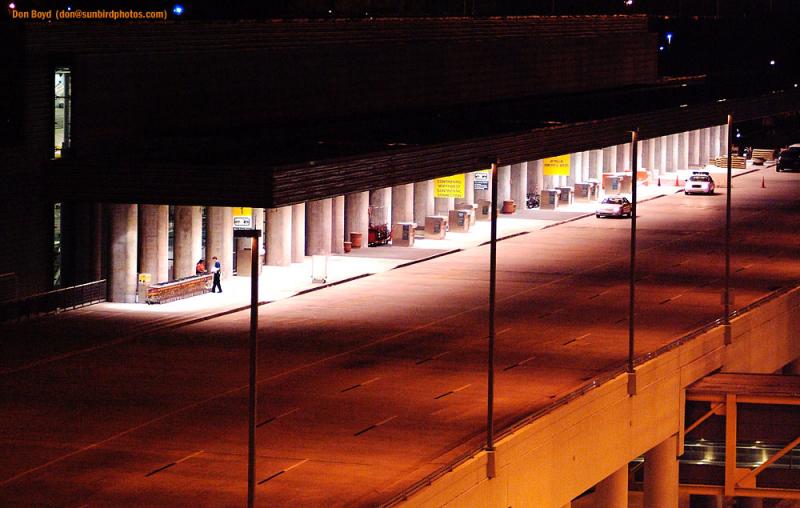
[211,256,222,293]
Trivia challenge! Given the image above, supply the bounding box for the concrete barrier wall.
[402,287,800,507]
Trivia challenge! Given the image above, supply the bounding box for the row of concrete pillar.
[101,125,726,302]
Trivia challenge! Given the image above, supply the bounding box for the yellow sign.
[543,155,571,176]
[138,273,151,283]
[232,207,252,217]
[434,174,465,198]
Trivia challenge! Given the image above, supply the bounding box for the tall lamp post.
[234,228,262,508]
[486,161,498,478]
[724,114,733,344]
[627,130,639,396]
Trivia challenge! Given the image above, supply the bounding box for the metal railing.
[380,281,800,507]
[0,279,107,322]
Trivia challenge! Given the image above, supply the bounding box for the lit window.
[54,67,71,158]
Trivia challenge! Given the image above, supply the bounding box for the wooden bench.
[146,274,212,304]
[713,155,746,170]
[751,148,776,164]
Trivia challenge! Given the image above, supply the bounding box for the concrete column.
[331,195,345,254]
[291,203,305,263]
[497,165,512,202]
[413,180,435,224]
[206,206,233,280]
[568,153,581,185]
[305,198,332,256]
[593,465,628,508]
[253,207,265,262]
[109,203,137,303]
[511,162,528,205]
[391,183,414,224]
[710,125,721,158]
[644,434,679,508]
[616,144,630,172]
[603,146,617,174]
[657,136,668,175]
[345,191,369,247]
[266,207,292,266]
[590,151,602,180]
[678,131,689,170]
[173,206,201,279]
[90,203,104,280]
[700,127,711,163]
[665,134,677,172]
[527,159,544,192]
[434,196,454,215]
[634,142,643,170]
[646,138,657,170]
[582,151,591,181]
[138,204,169,283]
[455,172,475,206]
[689,130,700,166]
[370,187,391,226]
[720,123,729,155]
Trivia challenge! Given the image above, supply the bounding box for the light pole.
[627,130,638,396]
[486,161,498,478]
[234,228,262,508]
[724,114,733,344]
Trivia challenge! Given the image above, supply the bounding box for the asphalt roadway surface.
[2,170,799,507]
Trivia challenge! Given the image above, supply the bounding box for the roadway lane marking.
[614,317,627,324]
[504,355,536,371]
[659,294,683,305]
[588,290,610,299]
[735,263,753,273]
[145,450,203,477]
[563,333,590,346]
[416,351,450,365]
[257,407,300,428]
[354,415,398,436]
[341,377,381,393]
[434,384,471,400]
[258,459,309,485]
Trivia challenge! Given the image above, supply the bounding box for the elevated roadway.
[1,169,799,506]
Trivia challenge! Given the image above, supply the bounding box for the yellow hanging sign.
[543,155,571,176]
[434,174,465,198]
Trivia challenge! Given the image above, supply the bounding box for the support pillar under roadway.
[138,204,169,284]
[173,205,202,279]
[331,195,345,254]
[206,206,233,280]
[291,203,305,263]
[510,163,527,208]
[593,464,628,508]
[306,198,332,256]
[391,183,414,225]
[266,206,292,266]
[644,434,679,508]
[109,203,137,303]
[413,181,434,225]
[345,191,369,248]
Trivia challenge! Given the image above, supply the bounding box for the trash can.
[501,200,516,214]
[558,186,574,205]
[477,200,493,221]
[540,189,560,210]
[349,232,363,249]
[455,203,478,225]
[574,183,591,201]
[424,215,447,239]
[391,222,416,246]
[448,209,470,232]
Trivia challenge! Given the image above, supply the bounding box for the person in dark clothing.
[211,256,222,293]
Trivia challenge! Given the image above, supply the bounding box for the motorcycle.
[526,193,541,209]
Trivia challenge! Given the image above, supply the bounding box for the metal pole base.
[627,371,637,397]
[486,449,496,479]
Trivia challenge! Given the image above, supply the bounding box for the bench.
[146,274,212,304]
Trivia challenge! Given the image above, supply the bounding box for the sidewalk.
[84,164,759,317]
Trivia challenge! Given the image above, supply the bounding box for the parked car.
[595,196,632,218]
[684,172,715,195]
[777,147,800,172]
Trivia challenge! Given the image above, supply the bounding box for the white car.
[595,195,632,218]
[684,172,715,195]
